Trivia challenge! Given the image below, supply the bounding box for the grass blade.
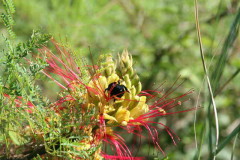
[214,124,240,156]
[194,1,219,159]
[211,9,240,94]
[230,132,239,160]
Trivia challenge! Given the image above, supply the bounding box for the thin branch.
[215,68,240,96]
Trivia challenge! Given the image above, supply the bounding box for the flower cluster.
[87,51,147,127]
[40,40,194,159]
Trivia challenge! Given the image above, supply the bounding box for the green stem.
[231,133,239,160]
[214,124,240,156]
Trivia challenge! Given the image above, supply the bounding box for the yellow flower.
[115,106,130,126]
[130,96,149,119]
[84,51,149,126]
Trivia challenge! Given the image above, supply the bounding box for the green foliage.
[2,30,50,97]
[0,0,240,159]
[211,9,240,94]
[1,0,15,38]
[0,0,52,158]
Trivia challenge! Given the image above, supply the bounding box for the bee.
[105,81,129,100]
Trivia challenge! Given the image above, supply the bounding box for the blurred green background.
[1,0,239,159]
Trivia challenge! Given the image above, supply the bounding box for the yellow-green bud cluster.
[99,54,116,77]
[117,50,142,96]
[86,51,149,126]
